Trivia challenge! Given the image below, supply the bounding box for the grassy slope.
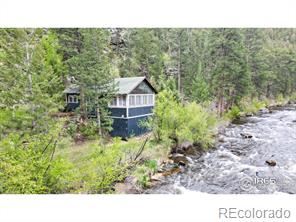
[54,135,170,193]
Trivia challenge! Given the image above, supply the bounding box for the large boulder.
[114,176,141,194]
[169,153,189,166]
[245,112,254,117]
[232,116,248,125]
[218,136,225,143]
[178,141,197,155]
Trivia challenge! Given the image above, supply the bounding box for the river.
[147,104,296,194]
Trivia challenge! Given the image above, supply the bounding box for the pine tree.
[118,29,165,80]
[68,28,116,135]
[209,28,251,114]
[0,29,63,134]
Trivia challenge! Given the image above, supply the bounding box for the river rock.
[176,141,201,156]
[169,153,189,165]
[245,112,254,117]
[266,160,276,166]
[232,116,248,125]
[115,176,141,194]
[218,136,225,143]
[180,141,193,150]
[180,141,195,155]
[240,133,253,139]
[259,108,269,114]
[162,167,182,176]
[150,173,164,182]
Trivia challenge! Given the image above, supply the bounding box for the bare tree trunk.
[24,34,36,129]
[177,34,181,94]
[96,105,102,137]
[79,87,87,120]
[25,42,33,95]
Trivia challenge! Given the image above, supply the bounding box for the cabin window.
[118,96,126,106]
[136,95,142,106]
[110,97,117,106]
[148,95,153,105]
[68,95,79,103]
[129,95,135,106]
[143,95,148,105]
[128,94,154,107]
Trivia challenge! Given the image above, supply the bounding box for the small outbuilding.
[63,76,157,138]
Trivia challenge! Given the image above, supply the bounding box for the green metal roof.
[63,76,156,95]
[114,76,146,94]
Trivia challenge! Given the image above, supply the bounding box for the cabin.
[63,77,157,138]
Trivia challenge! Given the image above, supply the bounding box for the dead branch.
[134,137,149,161]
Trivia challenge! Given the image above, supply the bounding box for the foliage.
[134,159,158,188]
[239,98,266,115]
[0,29,73,194]
[290,92,296,102]
[149,90,218,148]
[74,138,147,193]
[60,29,116,135]
[276,94,286,105]
[0,121,75,194]
[210,29,252,114]
[78,120,100,140]
[66,121,78,138]
[225,105,241,120]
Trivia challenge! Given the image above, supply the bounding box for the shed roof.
[63,76,157,95]
[63,84,79,94]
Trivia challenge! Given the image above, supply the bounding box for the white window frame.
[68,95,79,103]
[109,95,127,108]
[108,94,155,108]
[127,94,155,107]
[110,97,117,107]
[118,95,126,107]
[129,95,135,107]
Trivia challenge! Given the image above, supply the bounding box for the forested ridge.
[0,28,296,194]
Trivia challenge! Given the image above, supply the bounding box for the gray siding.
[130,81,154,94]
[128,106,153,117]
[128,116,150,136]
[110,118,128,138]
[109,107,127,117]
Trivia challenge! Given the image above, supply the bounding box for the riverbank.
[117,98,296,194]
[146,102,296,194]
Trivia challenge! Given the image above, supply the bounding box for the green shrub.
[134,165,150,188]
[134,159,158,188]
[79,120,100,140]
[76,139,131,193]
[0,122,76,194]
[276,94,286,105]
[44,157,77,193]
[239,98,266,115]
[225,105,241,120]
[290,92,296,102]
[148,90,218,149]
[66,121,77,138]
[146,159,158,174]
